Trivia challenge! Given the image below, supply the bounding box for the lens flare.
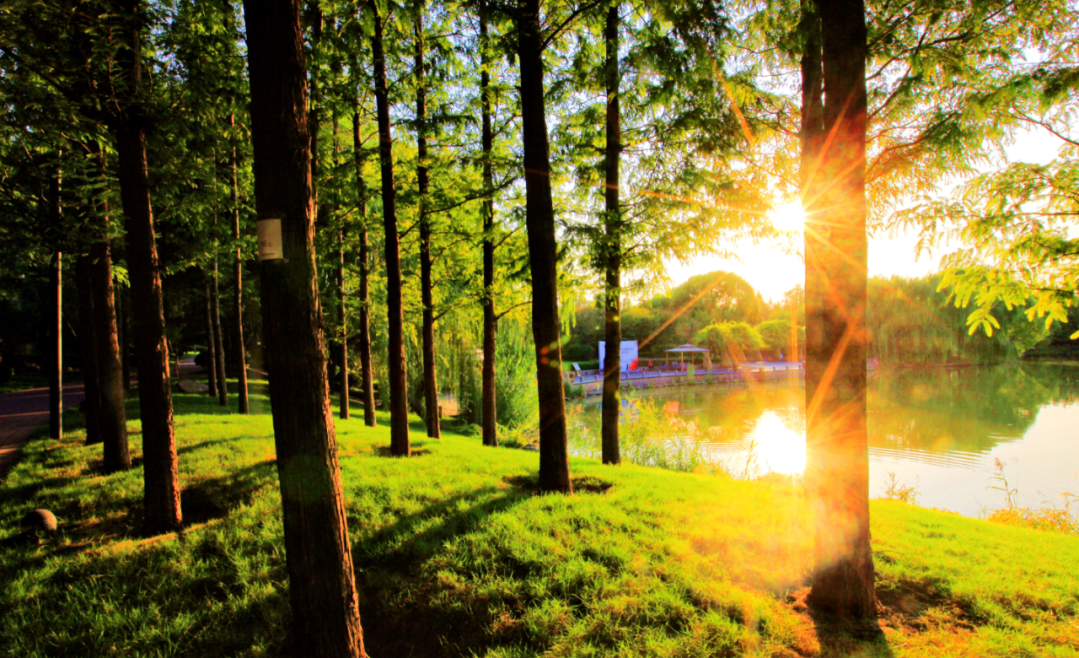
[770,202,806,233]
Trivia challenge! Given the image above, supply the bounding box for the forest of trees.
[1,0,1077,652]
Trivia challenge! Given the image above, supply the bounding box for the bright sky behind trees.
[669,125,1069,301]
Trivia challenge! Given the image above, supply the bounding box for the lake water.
[568,364,1079,517]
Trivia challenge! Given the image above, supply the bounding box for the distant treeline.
[867,274,1078,364]
[563,271,1078,366]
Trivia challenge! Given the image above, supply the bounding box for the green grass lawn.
[1,384,1077,657]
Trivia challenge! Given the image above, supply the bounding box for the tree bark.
[373,5,411,456]
[90,237,130,469]
[516,0,571,493]
[804,0,876,618]
[414,4,440,439]
[76,255,102,446]
[49,175,62,441]
[480,1,497,448]
[414,16,435,436]
[113,0,181,535]
[351,109,376,427]
[338,229,350,420]
[601,3,621,466]
[212,203,229,407]
[206,283,218,397]
[230,114,250,414]
[118,280,131,390]
[243,1,366,655]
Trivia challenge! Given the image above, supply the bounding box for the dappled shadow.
[180,460,276,527]
[874,573,986,633]
[86,455,143,475]
[372,446,431,458]
[787,573,989,657]
[176,436,251,457]
[503,474,613,495]
[786,588,895,658]
[353,486,529,657]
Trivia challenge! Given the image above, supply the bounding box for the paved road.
[0,358,209,481]
[0,380,87,481]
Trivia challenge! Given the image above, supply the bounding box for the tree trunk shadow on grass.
[179,459,277,526]
[805,607,894,658]
[791,570,989,657]
[351,487,530,657]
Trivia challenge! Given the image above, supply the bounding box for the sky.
[664,127,1067,303]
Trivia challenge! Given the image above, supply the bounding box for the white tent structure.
[664,344,711,366]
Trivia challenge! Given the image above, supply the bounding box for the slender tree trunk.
[212,207,229,407]
[480,1,497,447]
[116,119,182,534]
[230,114,250,414]
[76,256,103,446]
[804,0,876,618]
[206,283,218,397]
[601,3,622,466]
[414,4,439,439]
[212,267,228,405]
[330,119,349,421]
[516,0,571,493]
[373,5,410,456]
[114,0,180,536]
[351,108,376,427]
[118,281,131,390]
[338,233,349,419]
[88,146,129,464]
[243,1,366,654]
[90,237,130,469]
[49,171,62,441]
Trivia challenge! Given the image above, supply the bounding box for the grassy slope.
[0,385,1076,657]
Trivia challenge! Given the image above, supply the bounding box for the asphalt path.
[0,358,206,481]
[0,380,86,481]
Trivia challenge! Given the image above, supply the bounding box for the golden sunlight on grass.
[770,201,806,233]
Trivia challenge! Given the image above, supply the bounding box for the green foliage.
[901,156,1079,341]
[867,274,1052,363]
[693,321,764,357]
[692,324,728,354]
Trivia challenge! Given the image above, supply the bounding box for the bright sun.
[770,201,805,233]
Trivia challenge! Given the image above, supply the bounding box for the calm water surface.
[569,364,1079,517]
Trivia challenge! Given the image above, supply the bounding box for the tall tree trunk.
[49,169,62,441]
[90,238,130,469]
[601,3,621,466]
[331,118,349,421]
[804,0,876,618]
[206,283,218,397]
[114,0,181,535]
[373,5,410,456]
[351,108,376,427]
[480,1,497,448]
[515,0,571,493]
[76,255,102,446]
[338,230,349,419]
[415,3,440,439]
[118,281,131,390]
[243,1,366,655]
[230,114,250,414]
[89,146,129,465]
[212,203,229,407]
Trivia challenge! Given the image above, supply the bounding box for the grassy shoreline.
[1,386,1077,657]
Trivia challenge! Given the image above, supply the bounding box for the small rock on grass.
[21,509,58,533]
